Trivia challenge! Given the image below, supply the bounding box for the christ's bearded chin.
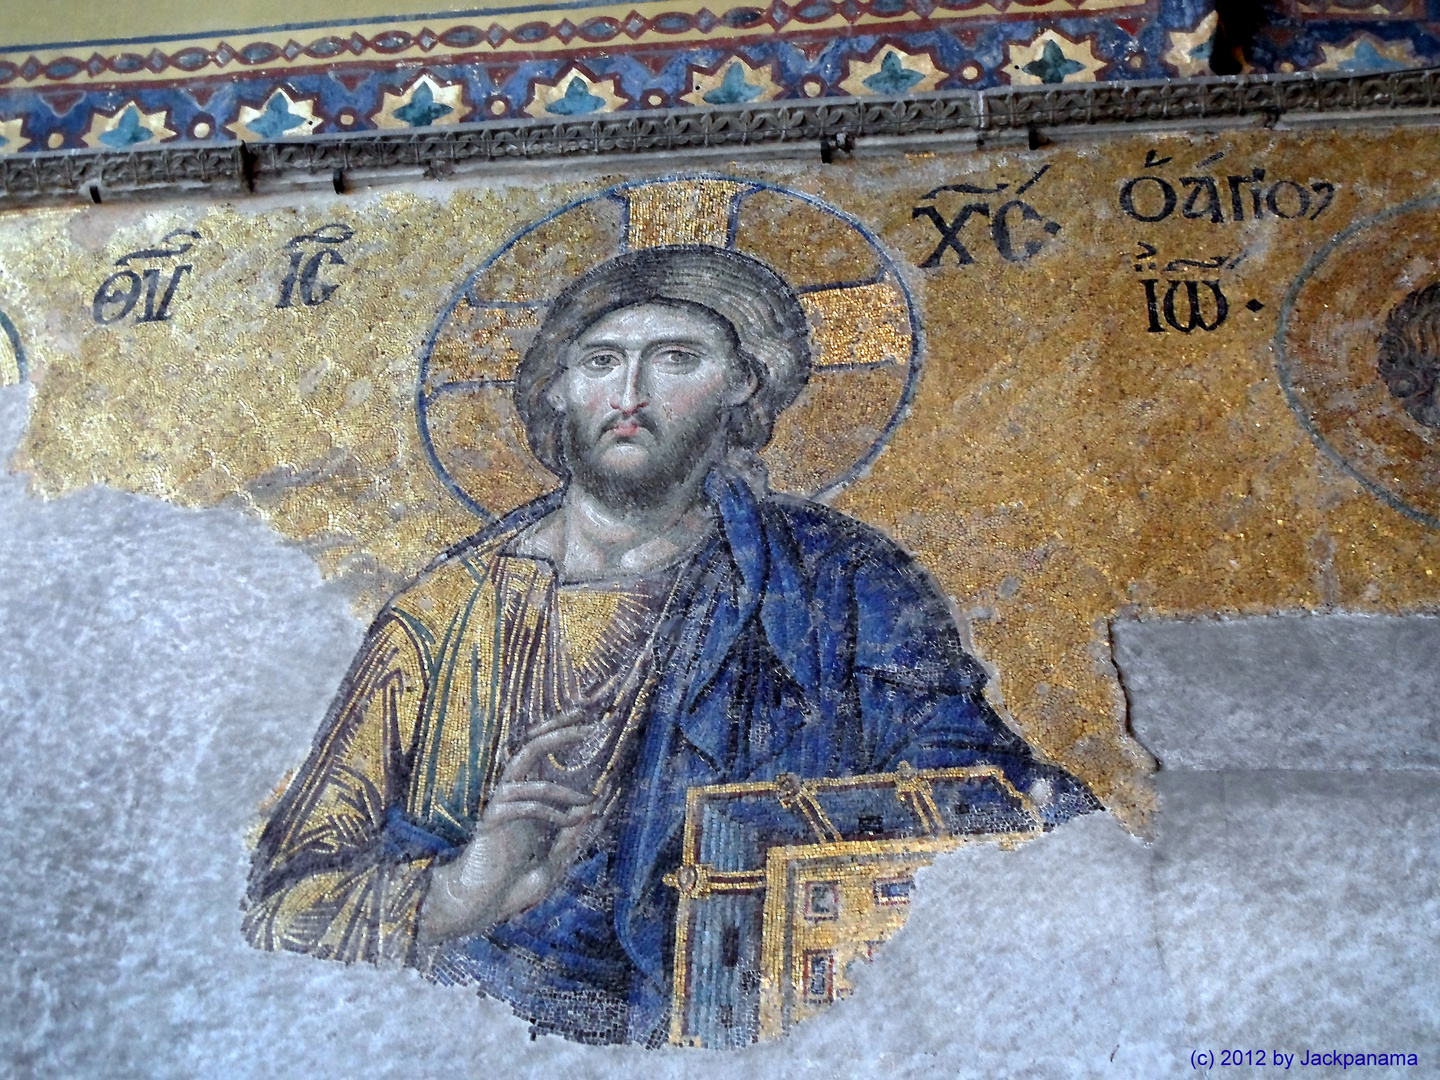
[560,405,726,511]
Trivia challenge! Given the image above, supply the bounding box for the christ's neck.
[523,467,715,581]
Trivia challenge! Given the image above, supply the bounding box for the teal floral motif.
[1334,40,1408,74]
[863,52,924,95]
[98,106,153,148]
[703,63,763,105]
[395,82,453,127]
[546,77,605,116]
[1023,40,1085,84]
[248,94,309,138]
[0,133,7,149]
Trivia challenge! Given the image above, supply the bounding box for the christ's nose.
[612,356,648,415]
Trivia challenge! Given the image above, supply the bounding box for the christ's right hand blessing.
[417,713,603,944]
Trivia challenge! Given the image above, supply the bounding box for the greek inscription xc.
[911,167,1062,268]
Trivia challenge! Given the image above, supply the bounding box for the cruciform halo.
[417,174,922,521]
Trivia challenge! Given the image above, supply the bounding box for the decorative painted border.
[5,4,1438,159]
[5,68,1440,205]
[1281,0,1426,17]
[1,0,1160,85]
[1241,20,1440,78]
[0,3,1221,153]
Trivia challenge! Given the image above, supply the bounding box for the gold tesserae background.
[4,127,1440,831]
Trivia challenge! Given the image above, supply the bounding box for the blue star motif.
[247,94,309,138]
[546,77,606,116]
[395,82,453,127]
[1022,40,1085,84]
[1335,40,1408,74]
[863,51,924,95]
[703,63,763,105]
[98,106,153,148]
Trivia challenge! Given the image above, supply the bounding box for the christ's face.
[546,301,755,508]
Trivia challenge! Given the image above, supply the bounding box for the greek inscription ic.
[277,223,354,309]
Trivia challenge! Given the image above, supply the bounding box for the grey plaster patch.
[798,812,1190,1079]
[1114,614,1440,771]
[1151,770,1440,1077]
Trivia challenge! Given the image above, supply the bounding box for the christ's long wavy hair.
[512,245,812,478]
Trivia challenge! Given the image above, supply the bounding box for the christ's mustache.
[601,410,660,437]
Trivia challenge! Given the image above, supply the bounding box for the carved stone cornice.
[4,69,1439,205]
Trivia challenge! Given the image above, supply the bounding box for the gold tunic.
[242,528,676,965]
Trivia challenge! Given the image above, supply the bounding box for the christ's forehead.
[568,301,737,357]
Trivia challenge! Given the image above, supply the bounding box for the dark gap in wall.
[1212,0,1284,75]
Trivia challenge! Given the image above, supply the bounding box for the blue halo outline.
[415,173,923,522]
[0,309,26,381]
[1273,190,1440,534]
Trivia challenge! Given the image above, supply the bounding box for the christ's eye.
[577,350,622,374]
[651,346,702,372]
